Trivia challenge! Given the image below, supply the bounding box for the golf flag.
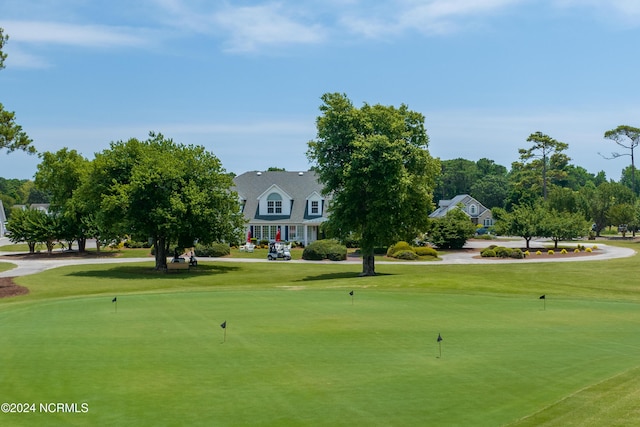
[220,321,226,329]
[349,291,354,296]
[539,295,545,299]
[112,297,117,303]
[437,333,443,342]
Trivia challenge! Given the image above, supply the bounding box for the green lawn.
[1,241,640,426]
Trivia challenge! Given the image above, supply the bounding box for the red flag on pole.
[275,228,281,242]
[247,230,251,243]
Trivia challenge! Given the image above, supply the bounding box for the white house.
[429,194,493,227]
[233,171,329,246]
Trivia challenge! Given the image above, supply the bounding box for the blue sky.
[1,0,639,181]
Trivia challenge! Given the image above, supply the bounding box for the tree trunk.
[77,237,86,252]
[28,242,35,253]
[525,237,531,250]
[360,254,376,277]
[154,236,168,271]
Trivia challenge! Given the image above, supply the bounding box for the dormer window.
[469,204,477,215]
[311,200,319,214]
[267,193,282,214]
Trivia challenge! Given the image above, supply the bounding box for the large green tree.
[35,148,90,251]
[83,132,244,270]
[581,181,635,236]
[517,132,569,200]
[0,28,34,155]
[602,125,640,194]
[307,93,439,276]
[434,158,478,201]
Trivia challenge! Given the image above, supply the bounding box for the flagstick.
[438,341,442,358]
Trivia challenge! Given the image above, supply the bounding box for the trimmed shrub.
[524,250,530,257]
[510,248,524,259]
[536,250,542,255]
[494,246,513,258]
[414,246,438,257]
[387,241,413,257]
[560,248,568,254]
[194,242,230,257]
[481,249,496,258]
[548,250,555,255]
[302,239,347,261]
[586,247,592,253]
[574,248,580,253]
[395,250,419,260]
[302,245,324,260]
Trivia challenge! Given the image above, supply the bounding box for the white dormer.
[306,191,323,216]
[257,184,292,216]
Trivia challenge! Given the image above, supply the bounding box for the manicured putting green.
[1,289,639,426]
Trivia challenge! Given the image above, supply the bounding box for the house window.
[289,225,297,241]
[311,200,319,214]
[267,193,282,214]
[469,204,477,215]
[484,218,493,227]
[254,226,262,240]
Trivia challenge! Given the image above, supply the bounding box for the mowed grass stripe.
[509,365,640,426]
[2,287,640,426]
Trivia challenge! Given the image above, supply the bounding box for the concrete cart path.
[0,238,635,278]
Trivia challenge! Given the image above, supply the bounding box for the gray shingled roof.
[429,194,489,218]
[232,171,329,223]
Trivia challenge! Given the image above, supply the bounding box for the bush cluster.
[480,245,525,259]
[194,242,230,257]
[124,240,152,249]
[302,239,347,261]
[386,241,438,260]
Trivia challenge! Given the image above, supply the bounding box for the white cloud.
[339,0,524,38]
[213,4,326,53]
[0,20,151,48]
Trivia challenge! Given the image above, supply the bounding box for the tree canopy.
[307,93,439,276]
[517,132,569,200]
[82,132,245,269]
[0,27,34,155]
[603,125,640,194]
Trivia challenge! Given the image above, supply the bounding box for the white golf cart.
[267,241,291,261]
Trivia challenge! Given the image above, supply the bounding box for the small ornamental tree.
[427,207,476,249]
[543,210,589,249]
[492,204,547,250]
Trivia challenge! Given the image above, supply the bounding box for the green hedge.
[194,242,230,257]
[387,241,413,257]
[302,239,347,261]
[481,246,526,259]
[387,241,438,260]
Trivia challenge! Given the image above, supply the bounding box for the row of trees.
[6,134,245,270]
[436,128,640,213]
[1,23,637,278]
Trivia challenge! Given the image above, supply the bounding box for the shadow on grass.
[66,263,239,280]
[297,271,394,282]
